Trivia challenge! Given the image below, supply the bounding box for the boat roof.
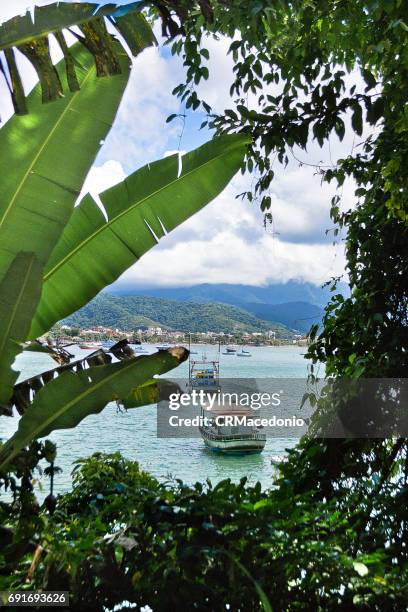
[201,401,252,416]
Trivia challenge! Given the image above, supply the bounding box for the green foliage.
[2,2,407,606]
[0,2,146,51]
[64,292,291,335]
[2,452,406,611]
[163,0,408,492]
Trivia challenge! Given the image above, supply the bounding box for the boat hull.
[199,428,266,455]
[78,343,102,350]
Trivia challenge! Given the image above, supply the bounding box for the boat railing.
[199,429,266,442]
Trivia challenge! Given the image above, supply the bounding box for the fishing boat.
[189,357,220,389]
[187,343,266,455]
[199,403,266,455]
[78,342,103,350]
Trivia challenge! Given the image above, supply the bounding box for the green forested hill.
[64,293,291,336]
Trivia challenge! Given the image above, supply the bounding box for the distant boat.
[191,366,217,386]
[237,349,251,357]
[134,345,148,353]
[222,346,237,355]
[156,344,171,350]
[78,342,103,350]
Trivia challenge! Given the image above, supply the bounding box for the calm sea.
[1,344,311,493]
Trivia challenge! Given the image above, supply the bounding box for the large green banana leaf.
[0,253,42,409]
[0,2,145,50]
[0,42,130,285]
[29,134,249,339]
[0,347,188,471]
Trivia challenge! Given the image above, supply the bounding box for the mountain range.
[64,293,292,336]
[109,280,348,332]
[111,280,344,307]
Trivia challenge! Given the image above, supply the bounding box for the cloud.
[80,161,345,288]
[116,229,346,287]
[96,46,184,172]
[79,160,127,203]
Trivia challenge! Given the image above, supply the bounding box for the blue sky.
[0,1,357,289]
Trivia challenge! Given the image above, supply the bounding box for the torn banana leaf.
[8,339,139,416]
[122,378,184,409]
[0,347,188,471]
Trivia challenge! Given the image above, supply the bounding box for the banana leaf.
[29,133,249,338]
[0,253,42,410]
[122,378,183,409]
[0,42,130,286]
[8,340,137,417]
[0,347,188,471]
[21,341,74,365]
[0,2,155,112]
[0,2,146,50]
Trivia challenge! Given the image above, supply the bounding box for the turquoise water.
[1,345,309,493]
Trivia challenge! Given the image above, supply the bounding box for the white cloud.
[117,230,346,287]
[82,164,346,287]
[97,46,183,171]
[79,160,127,203]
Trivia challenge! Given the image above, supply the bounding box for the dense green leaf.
[0,347,188,470]
[0,42,130,284]
[29,134,249,338]
[0,253,42,408]
[112,12,157,56]
[351,103,363,136]
[221,551,273,612]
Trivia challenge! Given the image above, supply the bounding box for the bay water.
[1,344,310,493]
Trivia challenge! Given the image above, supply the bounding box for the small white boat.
[222,346,237,355]
[199,403,266,455]
[237,349,251,357]
[133,345,148,353]
[78,342,103,350]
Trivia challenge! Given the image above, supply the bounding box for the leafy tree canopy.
[2,452,406,611]
[142,0,408,489]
